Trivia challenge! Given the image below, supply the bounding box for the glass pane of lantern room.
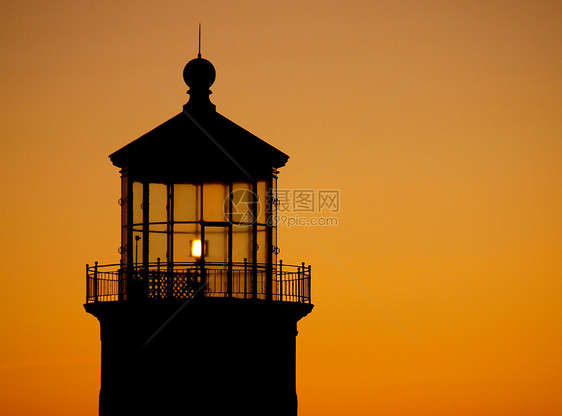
[148,224,167,264]
[232,225,252,298]
[232,225,252,263]
[204,226,228,264]
[174,184,200,222]
[149,183,168,224]
[204,225,229,298]
[132,228,143,266]
[203,183,228,222]
[231,182,254,224]
[132,182,144,225]
[256,226,268,299]
[256,226,268,264]
[173,223,200,265]
[257,180,268,224]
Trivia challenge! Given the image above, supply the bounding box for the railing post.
[265,258,272,302]
[142,265,148,299]
[157,257,161,299]
[166,259,172,300]
[118,258,124,301]
[278,260,283,302]
[293,266,297,303]
[167,257,173,299]
[93,261,99,302]
[307,264,311,303]
[227,259,233,299]
[86,264,90,302]
[301,262,305,303]
[200,259,206,292]
[243,258,248,299]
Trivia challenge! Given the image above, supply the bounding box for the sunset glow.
[0,1,561,415]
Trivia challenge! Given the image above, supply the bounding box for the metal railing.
[86,260,311,305]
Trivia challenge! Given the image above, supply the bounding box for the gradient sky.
[1,1,561,415]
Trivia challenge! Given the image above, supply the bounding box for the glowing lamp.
[191,239,202,257]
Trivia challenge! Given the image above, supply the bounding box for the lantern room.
[86,55,310,304]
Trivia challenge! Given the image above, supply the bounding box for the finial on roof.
[183,24,216,112]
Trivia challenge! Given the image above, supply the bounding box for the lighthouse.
[84,49,313,415]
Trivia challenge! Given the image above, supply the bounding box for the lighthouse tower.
[84,51,313,415]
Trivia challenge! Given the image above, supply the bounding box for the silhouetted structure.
[84,51,313,415]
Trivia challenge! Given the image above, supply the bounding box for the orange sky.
[1,1,561,415]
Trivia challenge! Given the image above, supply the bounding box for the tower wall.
[86,299,311,415]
